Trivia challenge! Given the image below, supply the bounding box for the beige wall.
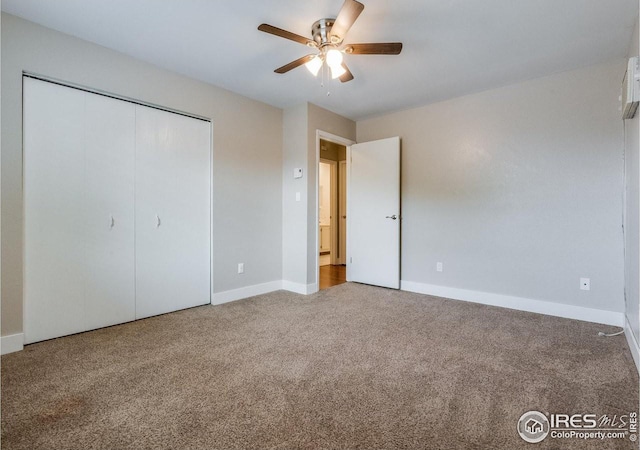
[1,13,284,336]
[358,60,626,314]
[282,104,309,287]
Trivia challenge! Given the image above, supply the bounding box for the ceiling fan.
[258,0,402,83]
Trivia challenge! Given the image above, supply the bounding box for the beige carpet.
[2,283,638,449]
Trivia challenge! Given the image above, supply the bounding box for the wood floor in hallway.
[319,264,346,290]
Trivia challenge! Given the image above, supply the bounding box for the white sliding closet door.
[84,94,136,330]
[24,78,87,344]
[135,106,211,319]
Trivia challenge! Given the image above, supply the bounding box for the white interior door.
[135,105,211,319]
[84,93,136,330]
[347,136,400,289]
[24,78,86,343]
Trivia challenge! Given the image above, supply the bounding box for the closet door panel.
[135,106,211,319]
[167,114,211,312]
[84,94,136,330]
[169,113,211,311]
[23,78,86,344]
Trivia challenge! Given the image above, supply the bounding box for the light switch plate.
[293,168,303,179]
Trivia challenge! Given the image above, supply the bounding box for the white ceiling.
[2,0,638,120]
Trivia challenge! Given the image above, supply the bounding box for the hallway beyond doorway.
[319,265,346,290]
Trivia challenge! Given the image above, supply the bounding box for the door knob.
[385,215,398,220]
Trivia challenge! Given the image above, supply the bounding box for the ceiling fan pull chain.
[324,64,331,96]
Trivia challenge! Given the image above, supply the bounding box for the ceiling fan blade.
[344,43,403,55]
[330,0,364,43]
[258,24,317,47]
[275,54,316,74]
[339,63,354,83]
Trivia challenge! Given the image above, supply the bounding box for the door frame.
[315,130,355,290]
[337,159,348,265]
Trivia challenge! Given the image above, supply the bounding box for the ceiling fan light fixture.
[305,55,323,76]
[330,63,347,79]
[325,48,344,69]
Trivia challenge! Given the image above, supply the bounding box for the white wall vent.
[622,56,639,120]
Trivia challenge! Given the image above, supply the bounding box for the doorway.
[318,137,349,290]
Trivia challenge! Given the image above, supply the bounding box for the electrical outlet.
[436,262,443,272]
[580,277,590,291]
[238,263,244,274]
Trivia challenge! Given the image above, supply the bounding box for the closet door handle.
[109,215,115,229]
[385,215,398,220]
[156,215,161,228]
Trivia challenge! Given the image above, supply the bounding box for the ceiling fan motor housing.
[312,18,341,47]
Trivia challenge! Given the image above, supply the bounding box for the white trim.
[282,280,318,295]
[211,281,282,305]
[625,317,640,374]
[401,280,625,327]
[1,333,24,355]
[337,160,348,265]
[282,280,306,294]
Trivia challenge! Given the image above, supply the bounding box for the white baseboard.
[625,317,640,374]
[401,280,625,327]
[212,280,283,305]
[281,281,306,294]
[1,333,24,355]
[281,281,317,295]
